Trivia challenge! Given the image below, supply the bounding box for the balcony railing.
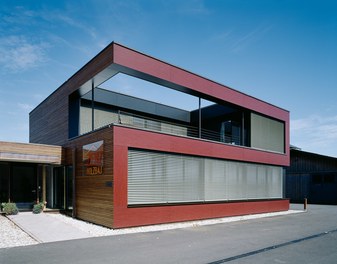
[80,110,241,145]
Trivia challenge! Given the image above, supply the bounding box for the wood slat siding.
[64,127,114,228]
[29,45,114,146]
[0,141,62,164]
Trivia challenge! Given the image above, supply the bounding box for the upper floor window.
[250,113,285,153]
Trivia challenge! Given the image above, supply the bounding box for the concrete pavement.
[6,206,302,244]
[7,212,92,243]
[1,204,337,263]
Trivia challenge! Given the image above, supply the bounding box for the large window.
[128,149,283,205]
[250,113,285,153]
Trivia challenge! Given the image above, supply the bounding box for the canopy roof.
[0,141,62,164]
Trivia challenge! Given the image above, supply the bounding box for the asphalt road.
[1,204,337,264]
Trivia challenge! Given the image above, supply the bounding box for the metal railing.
[80,109,242,145]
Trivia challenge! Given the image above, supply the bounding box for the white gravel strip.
[0,215,38,249]
[1,209,303,249]
[47,209,303,237]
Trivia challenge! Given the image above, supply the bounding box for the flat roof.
[0,141,62,164]
[30,42,289,121]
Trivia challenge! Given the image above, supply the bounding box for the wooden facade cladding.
[64,127,114,228]
[29,45,114,146]
[0,141,62,164]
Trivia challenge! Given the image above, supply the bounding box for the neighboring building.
[286,147,337,205]
[1,42,290,228]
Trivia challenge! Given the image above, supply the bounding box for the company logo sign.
[83,140,104,175]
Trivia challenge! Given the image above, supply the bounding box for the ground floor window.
[0,162,73,212]
[128,149,283,205]
[0,163,37,209]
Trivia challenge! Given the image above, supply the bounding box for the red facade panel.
[113,126,289,228]
[113,43,288,121]
[114,126,289,166]
[114,199,289,229]
[112,43,290,159]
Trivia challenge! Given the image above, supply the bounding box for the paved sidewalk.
[7,212,93,243]
[1,204,336,264]
[6,206,304,245]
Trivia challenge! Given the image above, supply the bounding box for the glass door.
[52,167,65,209]
[11,164,37,210]
[65,166,74,216]
[0,163,10,203]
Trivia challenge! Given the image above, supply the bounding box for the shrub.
[2,203,19,215]
[33,202,44,214]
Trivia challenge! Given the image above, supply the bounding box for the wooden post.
[42,165,46,206]
[304,198,307,210]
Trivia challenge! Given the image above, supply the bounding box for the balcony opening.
[69,72,284,153]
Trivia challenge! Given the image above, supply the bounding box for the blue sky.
[1,0,337,157]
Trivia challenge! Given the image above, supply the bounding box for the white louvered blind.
[251,113,285,153]
[128,149,283,205]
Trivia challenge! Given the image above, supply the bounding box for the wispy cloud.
[0,36,48,72]
[291,115,337,156]
[176,0,211,15]
[230,24,273,53]
[17,102,34,112]
[38,10,97,39]
[1,4,100,62]
[208,24,273,53]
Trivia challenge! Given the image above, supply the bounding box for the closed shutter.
[128,150,204,205]
[251,113,285,153]
[128,149,284,205]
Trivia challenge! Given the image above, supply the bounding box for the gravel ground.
[0,214,38,249]
[1,209,303,249]
[48,209,303,236]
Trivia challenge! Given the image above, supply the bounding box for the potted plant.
[1,202,19,215]
[32,202,45,214]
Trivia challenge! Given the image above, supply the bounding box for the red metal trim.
[112,43,289,122]
[114,126,289,166]
[114,199,289,229]
[113,126,289,228]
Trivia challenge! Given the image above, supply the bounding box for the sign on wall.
[83,140,104,176]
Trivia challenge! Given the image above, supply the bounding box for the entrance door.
[0,163,10,203]
[53,167,65,209]
[54,166,73,214]
[11,164,37,210]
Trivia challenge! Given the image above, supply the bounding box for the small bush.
[2,203,19,215]
[33,203,44,214]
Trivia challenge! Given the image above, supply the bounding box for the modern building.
[1,42,290,228]
[286,147,337,205]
